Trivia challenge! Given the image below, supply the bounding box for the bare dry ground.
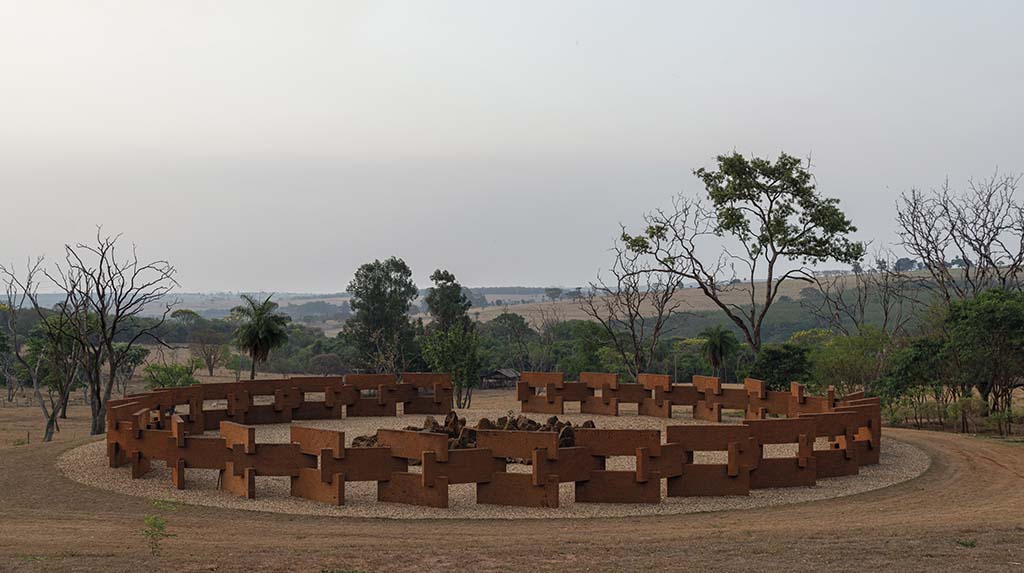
[2,391,1023,572]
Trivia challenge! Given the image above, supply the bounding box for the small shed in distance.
[479,368,520,389]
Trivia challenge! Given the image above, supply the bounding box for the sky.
[1,1,1022,293]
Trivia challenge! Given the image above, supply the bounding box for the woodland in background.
[3,153,1022,440]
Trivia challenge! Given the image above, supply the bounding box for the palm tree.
[699,325,739,381]
[231,294,290,380]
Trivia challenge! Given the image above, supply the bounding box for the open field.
[469,277,823,323]
[2,389,1023,571]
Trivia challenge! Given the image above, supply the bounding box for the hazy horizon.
[3,1,1022,292]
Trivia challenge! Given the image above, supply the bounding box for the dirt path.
[1,427,1022,572]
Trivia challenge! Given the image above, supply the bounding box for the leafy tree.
[424,269,471,331]
[421,270,480,407]
[343,257,419,373]
[623,152,864,352]
[309,353,344,375]
[231,294,291,380]
[143,362,200,389]
[478,312,535,372]
[698,325,739,380]
[945,289,1024,417]
[113,343,150,397]
[544,287,563,302]
[806,327,887,396]
[749,342,812,391]
[422,326,480,408]
[189,318,233,376]
[894,257,918,273]
[878,336,950,429]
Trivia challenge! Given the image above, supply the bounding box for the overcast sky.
[1,1,1022,292]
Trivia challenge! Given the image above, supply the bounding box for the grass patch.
[956,539,977,548]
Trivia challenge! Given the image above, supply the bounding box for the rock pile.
[350,411,596,458]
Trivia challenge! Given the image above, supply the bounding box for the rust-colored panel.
[521,393,564,414]
[532,446,604,484]
[346,398,397,417]
[219,421,256,454]
[521,371,565,389]
[220,462,255,499]
[656,384,700,406]
[575,470,661,504]
[638,442,685,481]
[579,371,618,390]
[378,472,449,508]
[749,457,817,489]
[607,383,650,404]
[558,382,592,402]
[515,381,532,402]
[637,373,670,390]
[693,375,722,395]
[401,372,453,389]
[477,472,559,508]
[580,395,618,416]
[323,448,408,482]
[814,448,859,478]
[476,430,559,461]
[575,428,661,457]
[290,426,345,459]
[637,397,671,418]
[290,468,344,505]
[377,429,449,462]
[668,464,750,497]
[345,373,397,390]
[422,449,506,486]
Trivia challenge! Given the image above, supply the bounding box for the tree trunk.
[43,415,58,442]
[60,390,70,419]
[249,354,257,381]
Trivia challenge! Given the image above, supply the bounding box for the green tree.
[309,353,344,375]
[698,325,739,380]
[231,294,291,380]
[477,312,535,372]
[422,325,480,409]
[544,287,563,302]
[113,343,151,397]
[424,269,471,331]
[421,270,479,407]
[807,327,888,396]
[945,289,1024,416]
[749,342,812,391]
[143,362,200,389]
[623,152,864,353]
[343,257,419,373]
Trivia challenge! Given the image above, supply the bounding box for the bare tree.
[45,230,178,435]
[896,171,1024,304]
[526,303,564,372]
[579,237,684,381]
[1,259,83,441]
[807,250,925,338]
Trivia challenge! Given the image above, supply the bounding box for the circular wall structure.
[73,373,922,519]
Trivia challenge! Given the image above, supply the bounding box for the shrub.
[144,363,200,389]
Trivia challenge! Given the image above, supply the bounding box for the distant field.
[469,277,830,324]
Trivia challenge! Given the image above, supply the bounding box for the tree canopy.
[231,294,291,380]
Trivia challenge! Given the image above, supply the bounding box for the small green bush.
[144,363,200,390]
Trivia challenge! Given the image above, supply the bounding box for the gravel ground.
[58,393,930,520]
